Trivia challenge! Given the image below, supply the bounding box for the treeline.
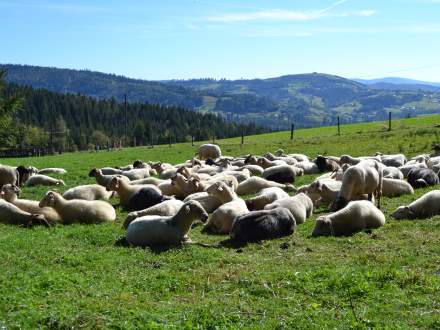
[1,83,268,151]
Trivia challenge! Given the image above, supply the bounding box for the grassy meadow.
[1,115,440,329]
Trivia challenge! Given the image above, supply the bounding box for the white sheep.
[295,161,320,174]
[245,187,289,210]
[236,177,296,196]
[124,199,184,229]
[264,193,313,224]
[375,153,406,167]
[197,144,222,160]
[391,190,440,219]
[381,178,414,197]
[25,174,65,187]
[0,198,50,227]
[383,166,404,180]
[1,184,61,223]
[120,168,150,181]
[126,200,208,246]
[89,168,127,187]
[332,160,383,210]
[183,192,222,213]
[203,182,248,234]
[38,168,67,175]
[239,164,264,176]
[63,184,113,201]
[312,200,385,237]
[39,191,116,224]
[298,179,342,207]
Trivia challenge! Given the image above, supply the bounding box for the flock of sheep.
[1,143,440,247]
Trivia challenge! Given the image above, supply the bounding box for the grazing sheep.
[26,174,65,187]
[381,178,414,197]
[197,144,221,160]
[331,160,383,211]
[230,208,296,243]
[63,184,113,201]
[107,177,168,211]
[407,167,439,188]
[391,190,440,219]
[124,199,184,229]
[39,191,116,224]
[236,177,296,196]
[203,182,248,234]
[38,168,67,175]
[183,192,222,213]
[264,193,313,224]
[315,155,341,173]
[0,198,50,227]
[1,184,60,223]
[245,187,289,210]
[312,201,385,237]
[126,200,209,246]
[261,165,296,184]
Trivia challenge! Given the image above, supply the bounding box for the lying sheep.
[0,165,33,187]
[312,200,385,237]
[239,164,264,176]
[203,182,248,234]
[230,208,296,243]
[375,153,406,168]
[120,168,150,181]
[197,144,221,160]
[264,193,313,224]
[63,184,113,201]
[25,174,65,187]
[298,179,342,207]
[129,177,167,186]
[107,177,168,211]
[245,187,289,210]
[383,166,404,180]
[39,191,116,224]
[0,198,50,227]
[124,199,184,229]
[261,165,296,184]
[236,177,296,196]
[89,168,126,187]
[398,162,427,177]
[126,200,208,246]
[295,161,320,174]
[1,184,61,223]
[183,192,222,213]
[407,167,439,188]
[331,160,383,211]
[381,178,414,197]
[38,168,67,175]
[391,190,440,219]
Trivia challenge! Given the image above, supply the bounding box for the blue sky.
[1,0,440,81]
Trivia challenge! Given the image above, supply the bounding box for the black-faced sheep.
[312,200,385,237]
[39,191,116,224]
[391,190,440,219]
[315,155,341,173]
[230,208,296,243]
[126,200,208,246]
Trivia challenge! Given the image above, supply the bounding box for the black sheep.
[407,167,439,188]
[230,208,296,242]
[315,155,340,173]
[125,187,170,211]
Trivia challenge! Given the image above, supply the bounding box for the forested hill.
[3,64,440,130]
[0,83,267,150]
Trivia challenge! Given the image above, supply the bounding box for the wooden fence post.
[388,112,392,131]
[241,129,244,145]
[337,116,340,135]
[191,135,194,146]
[290,124,294,140]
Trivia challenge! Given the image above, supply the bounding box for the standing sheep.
[126,200,208,246]
[197,144,221,160]
[312,200,385,237]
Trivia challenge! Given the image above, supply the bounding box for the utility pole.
[124,94,128,146]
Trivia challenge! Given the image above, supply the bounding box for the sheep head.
[29,214,51,228]
[88,168,101,177]
[107,177,120,191]
[1,184,21,201]
[391,206,413,220]
[39,191,57,208]
[312,216,332,237]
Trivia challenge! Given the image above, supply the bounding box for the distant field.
[1,115,440,328]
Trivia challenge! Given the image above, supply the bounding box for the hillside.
[1,114,440,328]
[3,64,440,129]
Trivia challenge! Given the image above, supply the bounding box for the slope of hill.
[354,77,440,92]
[3,64,440,129]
